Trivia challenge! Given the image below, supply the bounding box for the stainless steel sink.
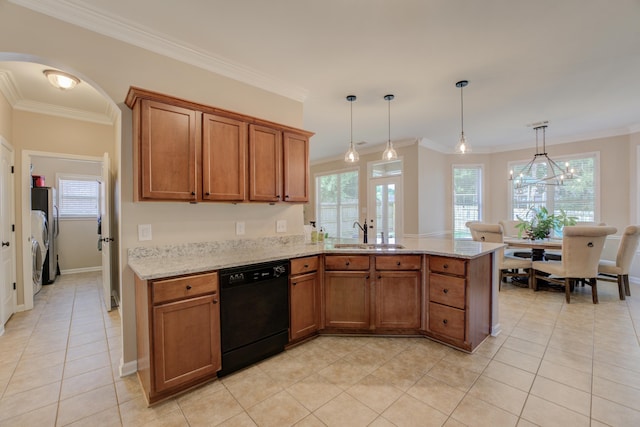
[333,243,405,250]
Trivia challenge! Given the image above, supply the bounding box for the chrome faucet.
[353,219,369,243]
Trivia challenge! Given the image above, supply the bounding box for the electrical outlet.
[236,221,245,235]
[138,224,152,241]
[276,220,287,233]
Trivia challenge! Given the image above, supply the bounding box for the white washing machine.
[31,210,48,294]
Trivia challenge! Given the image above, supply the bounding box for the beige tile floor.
[1,272,640,426]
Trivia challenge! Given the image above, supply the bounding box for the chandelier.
[509,123,575,191]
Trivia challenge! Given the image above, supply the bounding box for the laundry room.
[30,156,102,293]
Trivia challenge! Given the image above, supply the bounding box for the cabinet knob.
[292,282,297,286]
[443,319,448,325]
[443,264,449,269]
[345,261,350,266]
[285,195,290,199]
[378,275,382,279]
[191,191,196,196]
[205,192,210,196]
[396,261,401,266]
[213,299,218,304]
[366,275,370,279]
[304,264,309,268]
[443,288,449,294]
[277,195,281,199]
[186,285,192,290]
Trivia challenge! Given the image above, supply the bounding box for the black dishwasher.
[218,259,289,377]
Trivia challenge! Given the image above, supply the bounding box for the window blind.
[316,170,359,239]
[58,177,99,218]
[453,166,482,238]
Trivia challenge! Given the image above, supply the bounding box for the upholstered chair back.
[616,225,640,274]
[498,220,524,237]
[468,223,504,243]
[562,226,617,278]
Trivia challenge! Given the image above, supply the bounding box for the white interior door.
[368,176,402,243]
[99,153,112,311]
[1,142,15,328]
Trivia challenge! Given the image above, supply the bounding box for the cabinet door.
[139,99,198,200]
[153,294,220,392]
[375,271,421,329]
[282,132,309,202]
[202,114,247,201]
[290,272,320,341]
[324,271,370,329]
[249,124,282,202]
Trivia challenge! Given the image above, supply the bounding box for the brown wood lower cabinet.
[289,256,321,342]
[375,270,421,329]
[324,271,371,330]
[135,272,221,404]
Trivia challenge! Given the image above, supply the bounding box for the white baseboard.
[60,266,102,275]
[16,304,26,312]
[119,358,137,377]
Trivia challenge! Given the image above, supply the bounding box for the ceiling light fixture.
[43,69,80,90]
[455,80,471,154]
[382,94,398,161]
[509,122,575,191]
[344,95,359,163]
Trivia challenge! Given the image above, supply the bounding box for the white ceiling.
[4,0,640,161]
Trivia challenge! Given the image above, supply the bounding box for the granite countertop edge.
[128,237,504,280]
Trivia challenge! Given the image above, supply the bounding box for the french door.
[368,176,402,243]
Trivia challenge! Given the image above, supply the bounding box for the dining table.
[503,237,563,261]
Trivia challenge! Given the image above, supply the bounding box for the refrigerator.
[31,187,59,284]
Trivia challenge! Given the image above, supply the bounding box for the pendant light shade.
[344,95,359,163]
[382,94,398,161]
[455,80,471,154]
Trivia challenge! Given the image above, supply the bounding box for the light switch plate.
[138,224,152,241]
[236,221,245,235]
[276,219,287,233]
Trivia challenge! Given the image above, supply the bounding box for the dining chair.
[544,222,607,261]
[597,225,640,300]
[499,219,532,259]
[467,222,532,289]
[532,226,617,303]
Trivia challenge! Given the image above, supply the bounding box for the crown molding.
[9,0,309,102]
[13,99,115,125]
[0,70,22,106]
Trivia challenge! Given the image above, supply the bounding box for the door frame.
[366,159,404,243]
[21,150,107,310]
[1,136,16,333]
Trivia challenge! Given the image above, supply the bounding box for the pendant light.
[455,80,471,154]
[382,94,398,161]
[343,95,359,163]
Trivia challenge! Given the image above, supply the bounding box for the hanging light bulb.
[343,95,359,163]
[382,94,398,161]
[455,80,471,154]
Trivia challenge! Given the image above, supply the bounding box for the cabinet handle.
[277,194,281,199]
[443,288,448,294]
[292,282,297,286]
[396,261,401,266]
[205,192,210,196]
[186,285,192,290]
[366,275,370,279]
[285,195,290,199]
[213,299,218,304]
[378,275,381,279]
[304,264,309,268]
[443,264,449,269]
[191,191,196,196]
[1,241,9,247]
[345,261,350,266]
[443,319,448,325]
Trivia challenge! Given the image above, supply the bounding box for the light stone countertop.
[128,235,504,280]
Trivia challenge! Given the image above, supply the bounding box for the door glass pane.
[375,182,396,243]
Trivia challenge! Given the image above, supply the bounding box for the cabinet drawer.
[290,256,319,275]
[429,302,465,341]
[325,255,370,271]
[375,255,421,271]
[430,256,466,276]
[152,272,218,304]
[429,273,465,309]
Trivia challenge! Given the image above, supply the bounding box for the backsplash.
[128,235,306,260]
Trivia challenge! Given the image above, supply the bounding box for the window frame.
[314,167,359,239]
[452,163,484,239]
[508,151,600,223]
[56,173,101,220]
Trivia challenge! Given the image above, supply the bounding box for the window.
[510,152,599,225]
[315,170,359,239]
[453,165,482,238]
[57,174,100,218]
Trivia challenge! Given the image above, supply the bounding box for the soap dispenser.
[310,221,318,243]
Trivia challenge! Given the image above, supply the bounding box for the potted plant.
[515,206,577,240]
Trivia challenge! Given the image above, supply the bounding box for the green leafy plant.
[515,206,577,240]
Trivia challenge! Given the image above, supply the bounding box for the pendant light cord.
[460,85,464,136]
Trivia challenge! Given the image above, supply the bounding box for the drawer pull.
[378,275,382,279]
[443,264,449,269]
[213,298,218,304]
[345,261,350,266]
[443,319,448,325]
[396,261,401,266]
[186,285,192,290]
[443,288,449,294]
[292,282,297,286]
[304,264,309,268]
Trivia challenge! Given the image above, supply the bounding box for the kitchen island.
[129,235,503,404]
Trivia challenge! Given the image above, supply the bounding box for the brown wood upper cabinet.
[126,87,313,203]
